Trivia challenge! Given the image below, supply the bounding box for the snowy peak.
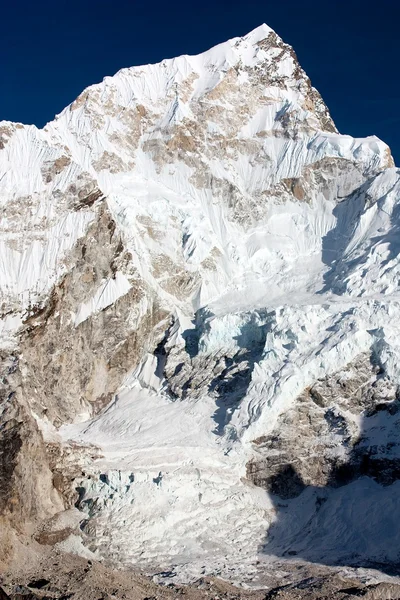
[53,22,336,136]
[44,23,392,229]
[2,24,400,588]
[0,24,395,338]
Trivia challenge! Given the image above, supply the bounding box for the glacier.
[1,22,400,592]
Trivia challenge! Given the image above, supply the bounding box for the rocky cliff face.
[1,23,400,596]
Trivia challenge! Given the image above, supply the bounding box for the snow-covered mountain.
[1,23,400,591]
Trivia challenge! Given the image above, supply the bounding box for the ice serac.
[1,23,400,592]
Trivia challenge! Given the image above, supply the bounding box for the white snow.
[60,382,273,581]
[0,313,23,349]
[74,271,132,326]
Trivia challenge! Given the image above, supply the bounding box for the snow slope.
[2,23,400,584]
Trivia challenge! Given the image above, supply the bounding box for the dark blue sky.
[2,0,400,162]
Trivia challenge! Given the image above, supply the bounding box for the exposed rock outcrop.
[247,354,400,497]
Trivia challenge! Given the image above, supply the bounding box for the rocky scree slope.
[1,22,400,593]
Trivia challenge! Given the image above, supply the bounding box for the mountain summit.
[1,25,400,598]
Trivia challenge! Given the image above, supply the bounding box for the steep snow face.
[2,23,400,584]
[43,23,392,313]
[0,122,101,347]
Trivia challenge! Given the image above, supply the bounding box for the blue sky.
[1,0,399,162]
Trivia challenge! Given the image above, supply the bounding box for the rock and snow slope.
[1,23,400,587]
